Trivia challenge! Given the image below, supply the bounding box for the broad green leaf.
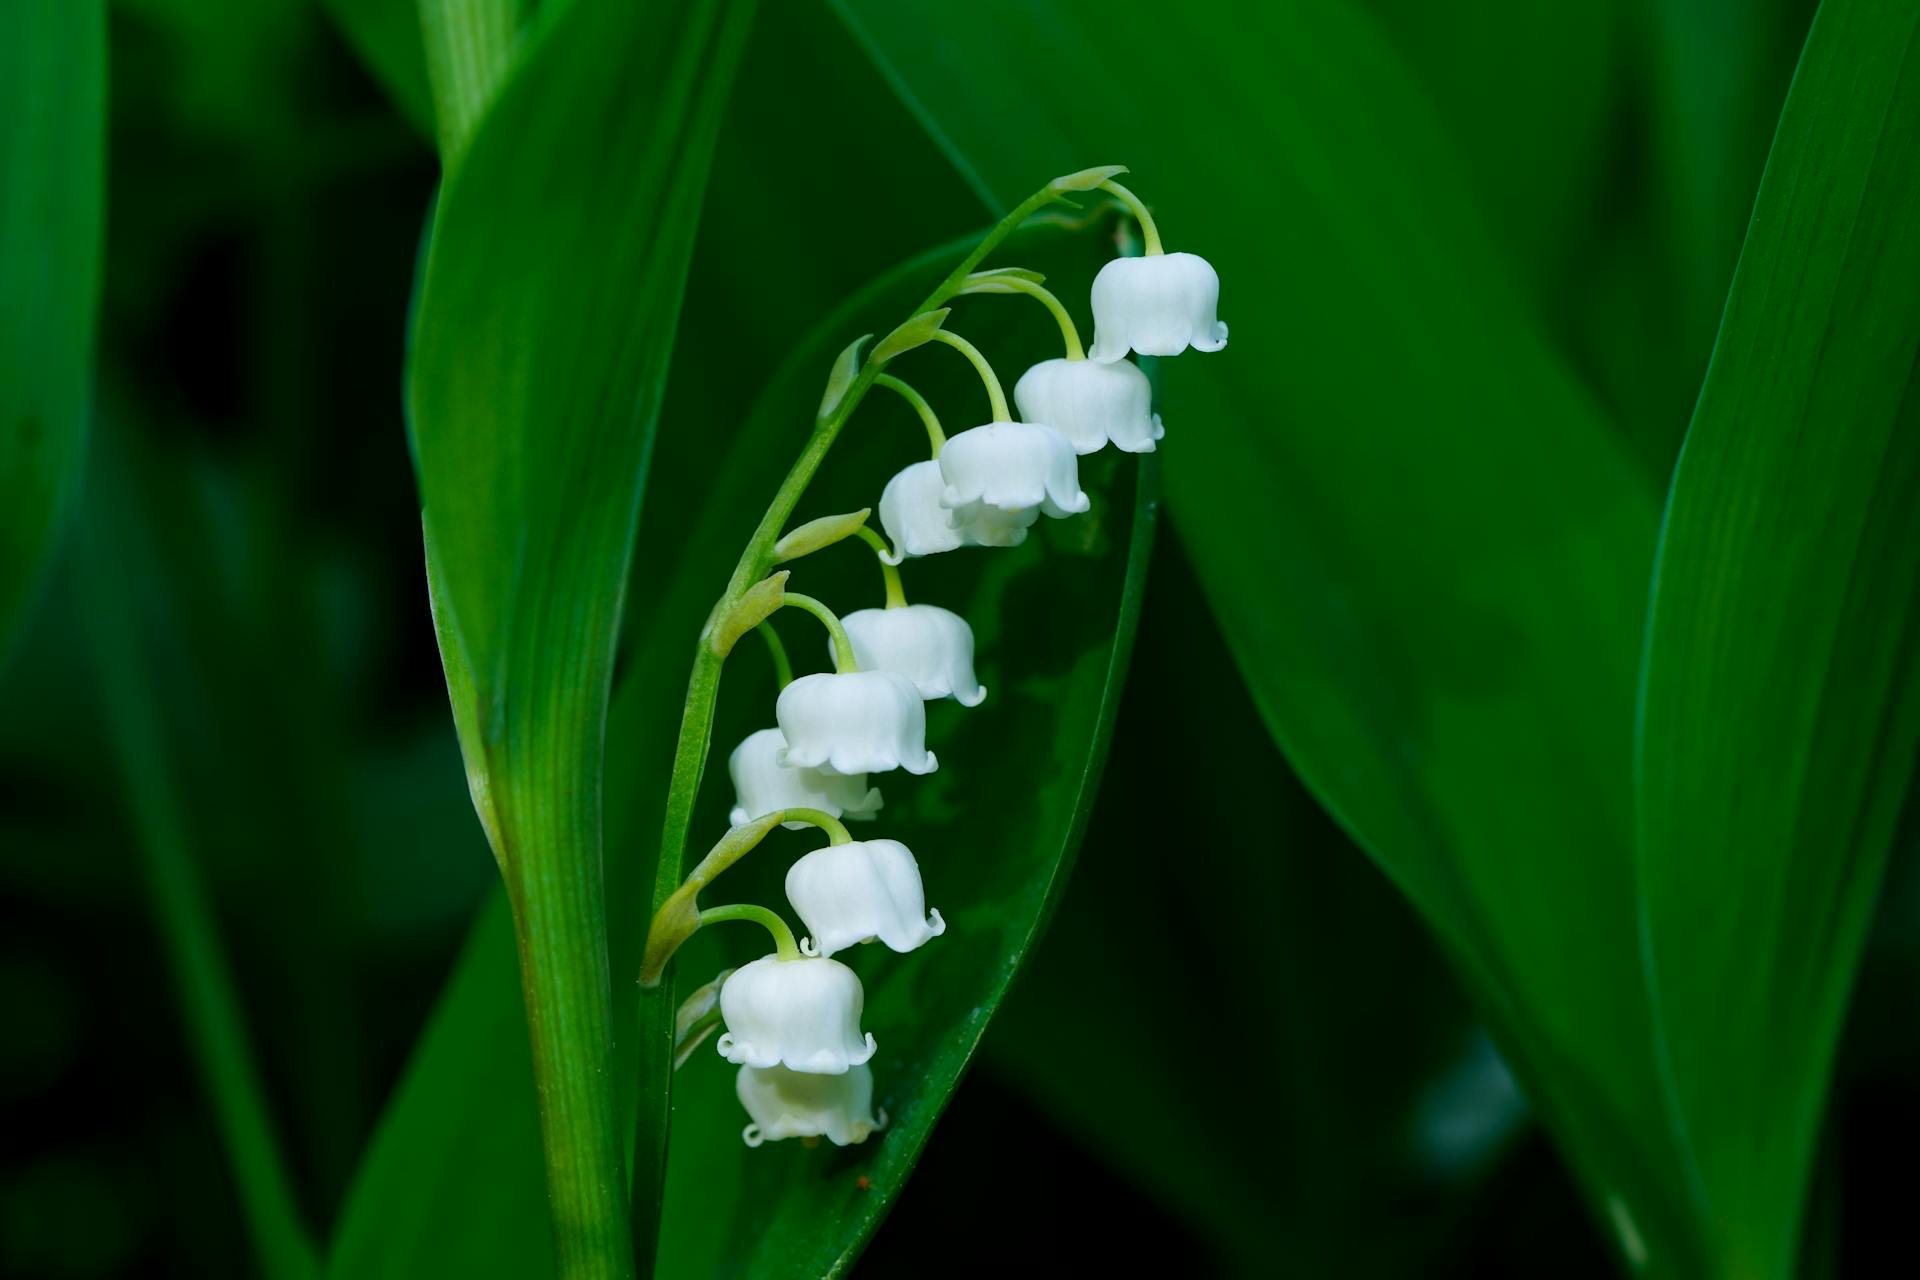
[416,0,524,160]
[1635,2,1920,1274]
[0,0,105,668]
[832,0,1706,1268]
[407,0,753,1270]
[320,0,437,137]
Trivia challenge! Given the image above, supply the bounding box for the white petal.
[938,422,1090,523]
[787,839,947,957]
[727,728,883,828]
[776,671,938,776]
[736,1063,882,1147]
[717,954,877,1075]
[1013,356,1160,455]
[1088,251,1228,362]
[840,605,986,706]
[877,460,963,561]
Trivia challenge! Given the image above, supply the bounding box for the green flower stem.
[634,175,1080,1264]
[852,524,909,608]
[697,904,801,961]
[928,328,1011,422]
[755,620,792,690]
[1098,178,1163,255]
[874,372,947,455]
[781,591,858,673]
[962,273,1085,360]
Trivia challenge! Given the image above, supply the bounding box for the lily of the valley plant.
[639,166,1227,1148]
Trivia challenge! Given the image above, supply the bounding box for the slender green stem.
[697,904,801,961]
[755,620,792,690]
[874,372,947,455]
[962,273,1085,360]
[1098,178,1163,255]
[928,328,1011,422]
[784,808,855,845]
[852,524,909,607]
[76,508,320,1280]
[782,591,858,673]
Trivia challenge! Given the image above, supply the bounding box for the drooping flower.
[839,605,985,706]
[1013,356,1164,455]
[727,728,883,828]
[736,1063,885,1148]
[776,671,938,776]
[1087,251,1228,362]
[878,459,1034,562]
[787,839,946,957]
[717,953,876,1074]
[938,422,1089,524]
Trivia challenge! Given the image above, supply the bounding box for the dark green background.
[4,0,1918,1276]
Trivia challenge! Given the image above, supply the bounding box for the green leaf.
[416,0,525,160]
[831,0,1707,1268]
[0,0,105,668]
[1635,3,1920,1274]
[319,0,437,137]
[406,0,754,1271]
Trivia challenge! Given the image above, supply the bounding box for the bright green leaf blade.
[416,0,523,160]
[832,0,1707,1268]
[0,0,105,668]
[1635,3,1920,1274]
[319,0,438,138]
[407,0,754,1270]
[654,457,1155,1280]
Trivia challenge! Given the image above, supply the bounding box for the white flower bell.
[787,839,946,957]
[727,728,883,829]
[736,1063,884,1148]
[938,422,1089,524]
[1013,357,1164,455]
[717,953,876,1074]
[1088,251,1228,362]
[840,605,985,706]
[878,459,1034,562]
[776,670,937,776]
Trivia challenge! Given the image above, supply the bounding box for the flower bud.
[776,671,938,776]
[787,839,946,957]
[1013,356,1164,455]
[727,728,883,828]
[736,1063,883,1147]
[840,605,985,706]
[1088,251,1228,362]
[717,954,876,1075]
[938,422,1089,523]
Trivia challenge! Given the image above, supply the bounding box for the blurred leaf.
[407,0,753,1269]
[416,0,523,160]
[320,0,437,137]
[0,0,105,668]
[831,0,1709,1269]
[1634,2,1920,1274]
[75,428,319,1280]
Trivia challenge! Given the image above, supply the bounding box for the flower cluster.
[642,167,1224,1150]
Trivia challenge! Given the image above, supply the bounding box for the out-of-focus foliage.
[0,0,105,666]
[3,0,1917,1277]
[1636,2,1920,1274]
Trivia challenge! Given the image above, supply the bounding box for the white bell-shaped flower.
[1088,251,1229,362]
[717,953,876,1075]
[776,671,937,776]
[878,459,1035,562]
[938,422,1090,523]
[727,728,883,829]
[787,839,947,957]
[840,605,986,706]
[736,1063,884,1148]
[1014,356,1164,455]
